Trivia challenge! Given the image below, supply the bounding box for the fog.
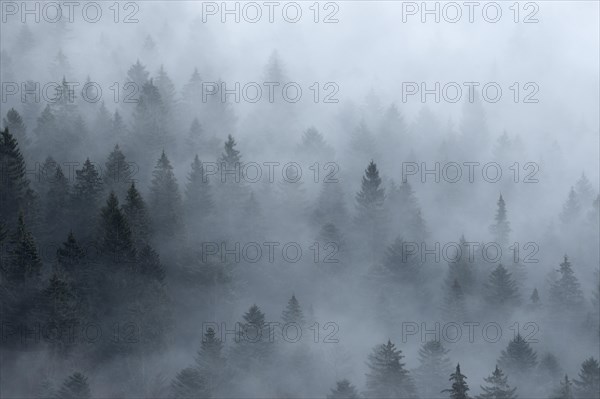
[0,1,599,398]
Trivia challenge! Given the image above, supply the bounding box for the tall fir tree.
[476,365,517,399]
[442,363,471,399]
[195,327,226,397]
[122,182,152,248]
[99,192,136,266]
[573,357,600,398]
[549,255,585,312]
[490,194,511,247]
[443,279,467,321]
[551,375,574,399]
[282,294,305,327]
[575,172,595,208]
[185,155,214,221]
[497,334,538,375]
[171,367,207,399]
[43,165,70,241]
[413,340,452,398]
[327,379,361,399]
[104,144,133,200]
[355,160,386,259]
[71,158,103,239]
[484,264,521,309]
[149,151,182,238]
[364,339,416,398]
[560,187,581,225]
[3,108,28,147]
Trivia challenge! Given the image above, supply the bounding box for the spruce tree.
[126,59,150,90]
[414,340,452,398]
[497,334,538,375]
[364,339,416,398]
[149,150,182,237]
[530,288,540,305]
[136,244,165,282]
[40,271,79,356]
[195,327,226,396]
[55,372,91,399]
[297,126,334,160]
[44,165,70,240]
[355,160,386,258]
[443,279,467,321]
[104,144,132,200]
[312,181,348,229]
[171,367,207,399]
[549,255,584,312]
[185,118,205,153]
[537,352,563,386]
[0,127,37,230]
[575,172,595,208]
[71,158,103,239]
[99,192,135,265]
[445,235,476,295]
[490,194,511,247]
[327,379,361,399]
[383,237,422,284]
[132,80,170,154]
[3,108,28,147]
[442,363,470,399]
[122,182,152,247]
[573,357,600,398]
[551,375,574,399]
[282,294,305,327]
[560,187,581,225]
[185,155,213,218]
[476,365,517,399]
[484,264,521,309]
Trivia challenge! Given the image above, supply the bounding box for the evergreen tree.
[219,134,241,167]
[99,192,136,265]
[3,108,28,147]
[122,182,152,247]
[155,65,177,118]
[312,181,348,229]
[476,365,517,399]
[33,105,58,147]
[149,151,182,237]
[442,363,470,399]
[382,237,422,284]
[0,127,37,230]
[136,244,166,282]
[185,155,214,219]
[414,340,452,398]
[297,127,334,160]
[443,279,467,321]
[171,367,207,399]
[573,357,600,398]
[104,144,133,200]
[42,165,70,240]
[327,379,361,399]
[551,375,574,399]
[355,160,386,258]
[484,264,521,309]
[55,372,91,399]
[530,288,540,305]
[185,118,205,153]
[364,339,416,398]
[537,352,563,386]
[233,304,272,366]
[497,334,538,375]
[386,180,428,242]
[71,158,102,239]
[131,80,171,154]
[126,59,150,90]
[445,235,476,296]
[575,173,595,208]
[195,327,226,396]
[549,255,585,312]
[282,294,305,327]
[490,194,511,247]
[560,187,581,225]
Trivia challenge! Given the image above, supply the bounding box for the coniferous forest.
[0,2,599,398]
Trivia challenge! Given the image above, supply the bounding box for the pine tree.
[497,334,538,375]
[312,181,348,229]
[530,288,540,305]
[185,118,205,153]
[476,365,517,399]
[282,294,305,327]
[155,65,177,118]
[445,235,476,295]
[442,363,471,399]
[0,127,37,230]
[364,339,416,398]
[490,194,511,247]
[185,155,213,218]
[99,192,135,265]
[484,264,521,309]
[132,80,171,154]
[104,144,133,200]
[575,172,595,208]
[71,158,103,239]
[122,182,152,248]
[443,279,467,321]
[560,187,581,225]
[327,379,361,399]
[414,340,452,398]
[549,255,584,312]
[219,134,241,167]
[573,357,600,398]
[355,160,386,258]
[55,372,91,399]
[551,375,574,399]
[126,59,150,90]
[3,108,28,147]
[171,367,207,399]
[136,244,165,282]
[40,271,79,356]
[195,327,226,396]
[382,237,422,284]
[149,151,182,237]
[43,165,70,240]
[233,304,273,368]
[297,127,334,160]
